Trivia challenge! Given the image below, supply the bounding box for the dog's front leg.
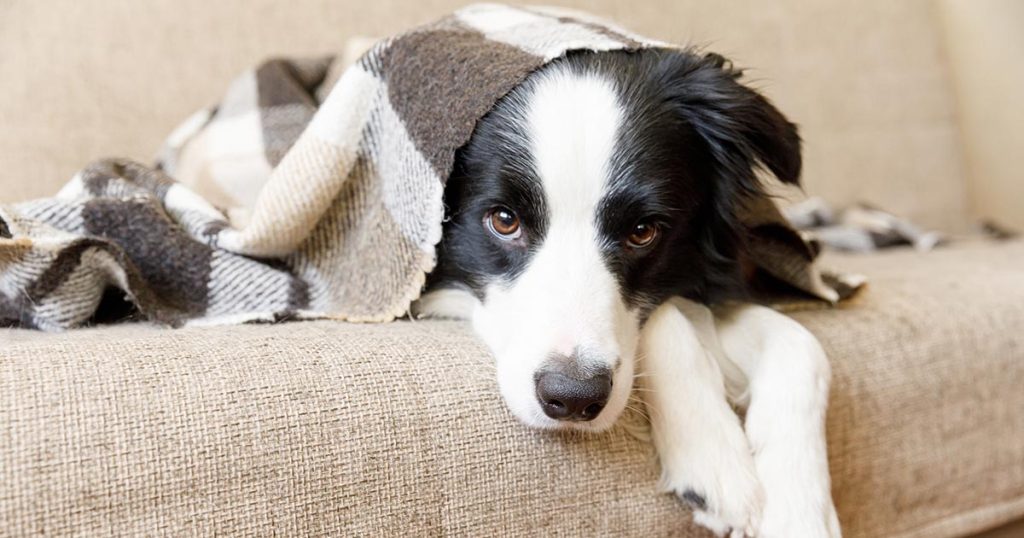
[639,302,763,537]
[715,304,841,538]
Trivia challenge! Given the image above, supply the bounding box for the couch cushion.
[793,240,1024,537]
[3,241,1023,537]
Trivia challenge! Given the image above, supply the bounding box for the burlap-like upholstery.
[793,242,1024,537]
[3,241,1023,537]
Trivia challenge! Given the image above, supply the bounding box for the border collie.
[416,49,840,538]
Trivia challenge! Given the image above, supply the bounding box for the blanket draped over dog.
[0,4,862,331]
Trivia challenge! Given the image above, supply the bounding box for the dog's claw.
[690,504,761,538]
[679,489,707,510]
[722,525,757,538]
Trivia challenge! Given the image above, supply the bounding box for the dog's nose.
[535,368,612,421]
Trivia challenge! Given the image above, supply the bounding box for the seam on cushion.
[889,495,1024,538]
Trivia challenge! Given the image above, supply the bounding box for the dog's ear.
[666,51,802,190]
[659,50,803,302]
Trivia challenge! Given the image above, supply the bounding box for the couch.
[2,1,1023,536]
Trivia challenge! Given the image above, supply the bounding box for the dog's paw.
[661,440,764,537]
[692,508,754,538]
[676,480,762,538]
[757,493,842,538]
[749,432,842,538]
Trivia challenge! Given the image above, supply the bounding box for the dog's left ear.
[660,50,804,302]
[669,51,802,190]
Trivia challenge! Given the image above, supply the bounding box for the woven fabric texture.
[3,240,1023,537]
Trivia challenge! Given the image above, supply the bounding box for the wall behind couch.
[0,0,970,231]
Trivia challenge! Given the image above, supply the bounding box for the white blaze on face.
[472,68,639,431]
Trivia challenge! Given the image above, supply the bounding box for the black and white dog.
[416,48,840,538]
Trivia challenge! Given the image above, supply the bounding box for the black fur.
[429,48,801,311]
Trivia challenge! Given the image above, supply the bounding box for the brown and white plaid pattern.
[0,4,860,331]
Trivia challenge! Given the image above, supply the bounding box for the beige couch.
[2,1,1023,536]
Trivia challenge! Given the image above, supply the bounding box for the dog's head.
[432,49,801,431]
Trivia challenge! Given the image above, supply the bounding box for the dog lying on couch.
[417,47,840,538]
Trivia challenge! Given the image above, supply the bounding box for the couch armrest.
[1,320,694,535]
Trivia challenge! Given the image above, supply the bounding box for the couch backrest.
[0,0,968,230]
[938,0,1024,231]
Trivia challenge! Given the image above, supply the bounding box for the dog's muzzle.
[534,362,612,422]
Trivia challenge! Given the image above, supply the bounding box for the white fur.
[412,287,478,320]
[713,304,841,538]
[469,68,638,432]
[640,299,841,537]
[639,301,764,536]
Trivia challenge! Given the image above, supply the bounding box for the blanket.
[0,4,861,331]
[783,197,945,253]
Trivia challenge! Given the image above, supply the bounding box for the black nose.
[535,368,612,422]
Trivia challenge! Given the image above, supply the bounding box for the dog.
[414,48,841,538]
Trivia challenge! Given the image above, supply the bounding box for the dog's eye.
[626,221,660,249]
[485,207,522,240]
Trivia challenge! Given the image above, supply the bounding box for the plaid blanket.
[783,197,945,252]
[0,4,861,331]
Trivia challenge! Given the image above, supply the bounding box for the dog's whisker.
[626,397,660,421]
[631,390,649,406]
[623,404,651,422]
[627,396,652,410]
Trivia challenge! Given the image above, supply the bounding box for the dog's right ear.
[663,50,803,193]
